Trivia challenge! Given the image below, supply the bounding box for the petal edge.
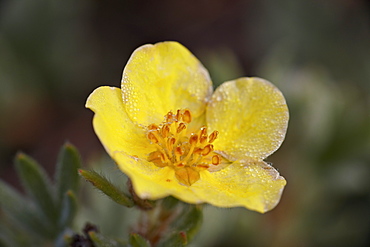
[195,161,286,213]
[207,77,289,160]
[86,86,151,158]
[122,41,213,126]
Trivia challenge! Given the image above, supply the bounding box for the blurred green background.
[1,0,369,246]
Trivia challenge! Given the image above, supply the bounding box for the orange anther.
[212,155,220,165]
[176,163,185,168]
[182,109,192,123]
[196,164,209,170]
[166,111,174,122]
[167,137,176,150]
[176,109,181,122]
[200,126,207,136]
[148,151,161,162]
[208,131,219,143]
[193,147,202,154]
[189,134,198,145]
[148,132,159,143]
[201,144,213,156]
[200,135,208,144]
[161,124,170,137]
[177,123,187,133]
[148,124,159,131]
[148,151,167,167]
[175,146,184,156]
[160,153,167,163]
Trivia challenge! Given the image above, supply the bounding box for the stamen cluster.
[146,109,221,186]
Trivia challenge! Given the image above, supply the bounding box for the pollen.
[146,109,221,186]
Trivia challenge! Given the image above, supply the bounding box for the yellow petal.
[113,150,285,213]
[206,77,289,160]
[122,41,213,126]
[195,161,286,213]
[86,86,153,158]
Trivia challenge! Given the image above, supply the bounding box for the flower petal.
[113,151,285,213]
[207,77,289,160]
[195,161,286,213]
[122,41,213,126]
[86,86,153,158]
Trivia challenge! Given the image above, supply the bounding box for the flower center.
[146,109,221,186]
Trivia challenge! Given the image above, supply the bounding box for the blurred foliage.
[0,143,80,247]
[0,145,202,247]
[1,0,370,246]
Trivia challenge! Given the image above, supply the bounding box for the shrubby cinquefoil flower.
[86,42,289,213]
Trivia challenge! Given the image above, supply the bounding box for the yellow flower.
[86,41,289,213]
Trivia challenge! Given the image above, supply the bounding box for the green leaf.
[15,153,58,224]
[54,229,74,247]
[79,169,134,208]
[161,196,180,211]
[157,231,187,247]
[0,221,40,247]
[55,143,81,205]
[58,190,78,229]
[88,232,114,247]
[129,233,150,247]
[0,179,54,238]
[172,205,202,243]
[88,232,128,247]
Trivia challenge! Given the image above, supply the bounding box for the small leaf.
[55,143,81,205]
[0,179,54,238]
[172,205,202,243]
[54,229,71,247]
[157,231,187,247]
[88,232,127,247]
[161,196,179,211]
[79,169,134,208]
[15,153,57,225]
[129,233,150,247]
[58,191,78,229]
